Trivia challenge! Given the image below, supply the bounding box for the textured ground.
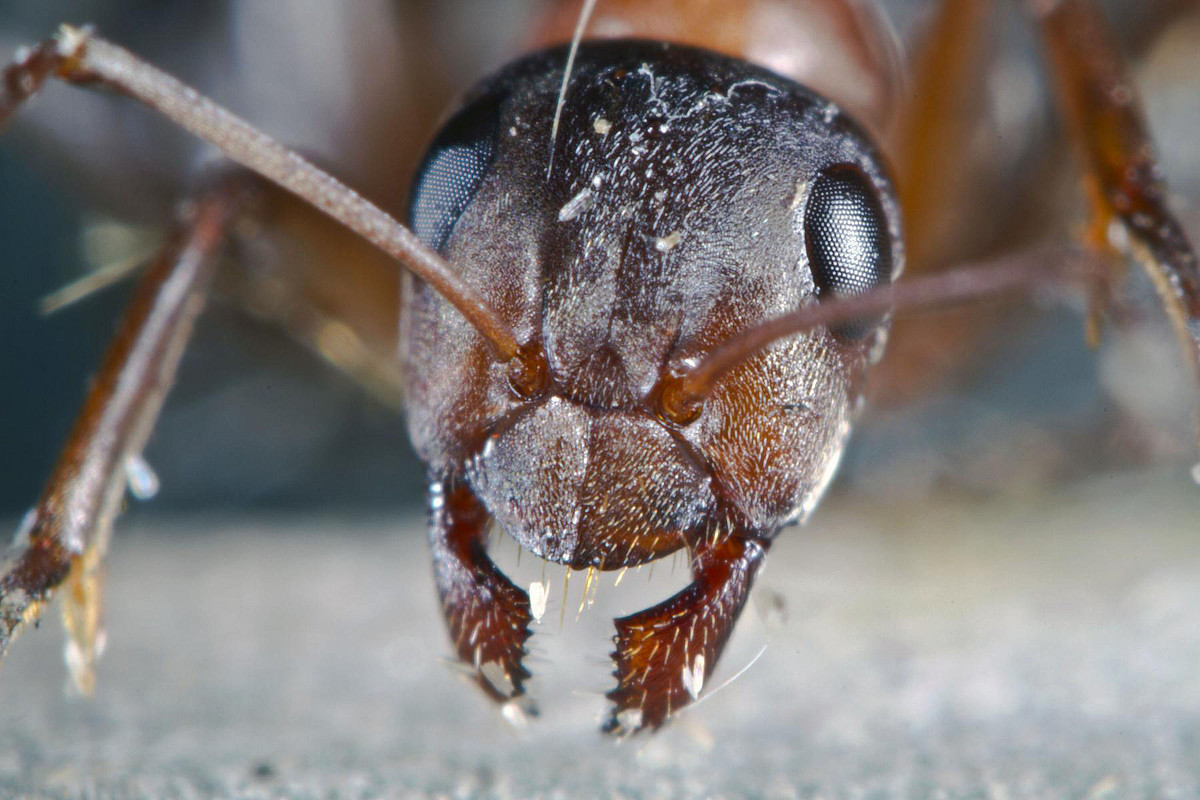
[1,467,1199,799]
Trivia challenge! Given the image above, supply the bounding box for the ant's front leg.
[428,479,534,707]
[1032,0,1200,432]
[605,528,768,735]
[0,176,253,691]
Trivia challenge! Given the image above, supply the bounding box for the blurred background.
[0,0,1198,514]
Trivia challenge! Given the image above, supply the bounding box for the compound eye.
[408,93,502,253]
[803,164,893,339]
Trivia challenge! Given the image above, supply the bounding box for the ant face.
[398,39,911,729]
[403,42,901,573]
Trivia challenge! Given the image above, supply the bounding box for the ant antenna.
[4,27,522,362]
[547,0,599,179]
[659,249,1103,422]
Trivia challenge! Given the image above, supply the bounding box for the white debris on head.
[790,179,810,211]
[558,187,594,222]
[655,231,683,253]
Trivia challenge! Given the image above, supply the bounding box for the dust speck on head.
[655,231,683,253]
[593,117,612,135]
[790,180,809,210]
[558,187,594,222]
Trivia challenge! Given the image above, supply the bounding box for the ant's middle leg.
[0,174,254,691]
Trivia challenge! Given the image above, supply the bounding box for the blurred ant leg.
[0,177,253,690]
[1033,0,1200,437]
[429,480,534,705]
[218,196,406,410]
[605,531,768,735]
[890,0,992,268]
[871,0,1001,406]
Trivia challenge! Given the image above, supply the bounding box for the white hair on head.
[547,0,599,178]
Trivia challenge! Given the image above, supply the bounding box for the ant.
[0,0,1197,737]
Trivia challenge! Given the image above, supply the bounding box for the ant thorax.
[400,41,902,569]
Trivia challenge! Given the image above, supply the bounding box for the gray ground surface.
[1,468,1198,799]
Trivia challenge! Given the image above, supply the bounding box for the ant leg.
[604,531,768,735]
[428,479,534,707]
[1032,0,1200,437]
[872,0,1002,406]
[890,0,992,268]
[0,176,253,691]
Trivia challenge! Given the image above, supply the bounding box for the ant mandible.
[0,0,1197,736]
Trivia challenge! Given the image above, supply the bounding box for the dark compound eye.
[408,93,502,253]
[803,164,893,339]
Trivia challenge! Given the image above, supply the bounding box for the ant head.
[402,40,902,561]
